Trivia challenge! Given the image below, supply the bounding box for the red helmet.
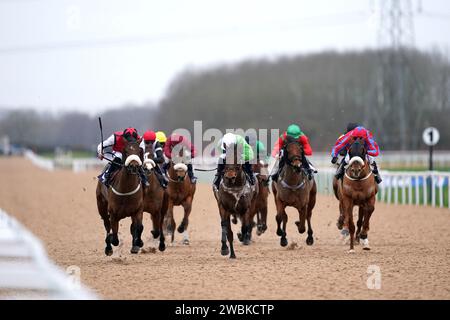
[143,130,156,142]
[122,127,139,141]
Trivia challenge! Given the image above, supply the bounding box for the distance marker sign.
[422,127,440,147]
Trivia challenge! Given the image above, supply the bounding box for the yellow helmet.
[155,131,167,143]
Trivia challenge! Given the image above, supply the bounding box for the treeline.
[1,48,449,153]
[155,48,450,151]
[0,104,157,153]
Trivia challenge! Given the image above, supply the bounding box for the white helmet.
[221,133,237,151]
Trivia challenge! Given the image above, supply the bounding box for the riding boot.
[243,162,256,185]
[335,160,346,180]
[138,167,150,187]
[272,157,285,182]
[155,165,168,188]
[187,164,197,184]
[213,163,225,190]
[302,154,314,180]
[102,158,121,187]
[371,161,382,184]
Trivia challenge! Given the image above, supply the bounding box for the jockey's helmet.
[287,124,302,139]
[143,130,156,142]
[123,127,138,142]
[155,131,167,143]
[346,122,359,133]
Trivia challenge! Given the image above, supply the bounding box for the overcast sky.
[0,0,449,115]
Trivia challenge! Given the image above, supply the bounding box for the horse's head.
[123,138,143,175]
[347,138,367,178]
[254,160,270,186]
[284,136,303,171]
[142,141,156,173]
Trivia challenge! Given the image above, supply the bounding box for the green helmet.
[286,124,302,139]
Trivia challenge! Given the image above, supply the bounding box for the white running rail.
[0,209,97,299]
[315,167,450,209]
[24,150,54,171]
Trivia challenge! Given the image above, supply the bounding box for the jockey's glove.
[331,156,338,164]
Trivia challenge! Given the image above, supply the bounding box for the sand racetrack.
[0,157,449,299]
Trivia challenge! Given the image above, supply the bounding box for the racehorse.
[253,160,270,236]
[96,139,145,255]
[333,137,378,252]
[142,148,168,252]
[272,136,317,247]
[164,147,196,245]
[213,143,258,259]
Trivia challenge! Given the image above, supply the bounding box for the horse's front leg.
[164,200,175,243]
[219,204,230,256]
[130,211,144,254]
[295,204,307,234]
[275,196,288,247]
[178,196,193,245]
[342,199,355,252]
[360,198,375,250]
[355,206,364,244]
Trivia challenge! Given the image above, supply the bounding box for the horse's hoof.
[361,239,370,250]
[229,253,236,259]
[262,225,267,232]
[348,249,355,254]
[221,248,229,256]
[243,239,250,246]
[159,243,166,252]
[256,230,262,236]
[151,230,159,239]
[280,237,288,247]
[130,246,140,254]
[136,239,144,248]
[237,233,243,242]
[298,227,306,234]
[306,236,314,246]
[105,247,113,256]
[177,225,185,234]
[111,237,119,247]
[182,239,190,245]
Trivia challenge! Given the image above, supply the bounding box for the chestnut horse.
[164,149,196,245]
[272,136,317,247]
[213,143,258,259]
[333,137,378,252]
[96,139,145,255]
[253,160,270,236]
[142,149,167,252]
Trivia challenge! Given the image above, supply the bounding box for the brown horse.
[96,139,145,255]
[213,143,258,259]
[333,137,378,252]
[272,136,317,247]
[164,149,196,245]
[142,149,168,252]
[253,160,270,236]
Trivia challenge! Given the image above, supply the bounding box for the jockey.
[140,130,168,188]
[271,124,315,181]
[155,131,167,149]
[213,132,256,190]
[163,133,197,184]
[97,127,149,187]
[331,125,382,184]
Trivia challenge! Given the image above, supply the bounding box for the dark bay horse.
[333,137,378,252]
[96,139,145,255]
[253,160,270,236]
[164,149,196,245]
[272,136,317,247]
[142,149,167,252]
[213,143,258,259]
